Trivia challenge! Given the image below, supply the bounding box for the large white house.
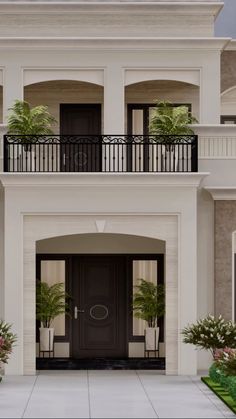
[0,0,236,377]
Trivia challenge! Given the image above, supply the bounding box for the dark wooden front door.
[71,256,127,358]
[60,104,102,172]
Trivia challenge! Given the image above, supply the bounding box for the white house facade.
[1,0,236,377]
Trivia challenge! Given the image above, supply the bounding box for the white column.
[178,190,198,375]
[200,53,221,124]
[3,65,24,123]
[4,192,24,375]
[104,66,125,134]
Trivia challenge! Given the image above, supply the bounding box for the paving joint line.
[21,374,38,418]
[87,370,92,419]
[135,370,159,419]
[189,375,230,418]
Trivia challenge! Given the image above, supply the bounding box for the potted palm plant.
[36,282,70,353]
[149,100,197,171]
[0,321,17,382]
[132,279,165,354]
[7,100,57,170]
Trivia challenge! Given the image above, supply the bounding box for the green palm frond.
[7,100,57,137]
[132,279,165,328]
[36,281,71,328]
[149,100,197,140]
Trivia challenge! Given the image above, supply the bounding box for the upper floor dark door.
[71,256,127,358]
[60,104,102,172]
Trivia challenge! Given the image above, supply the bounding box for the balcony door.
[60,104,102,172]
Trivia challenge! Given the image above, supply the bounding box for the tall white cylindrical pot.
[39,327,54,351]
[145,327,159,351]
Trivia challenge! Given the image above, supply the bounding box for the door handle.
[74,306,85,319]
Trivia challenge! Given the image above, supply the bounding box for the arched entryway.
[36,233,165,368]
[23,213,179,375]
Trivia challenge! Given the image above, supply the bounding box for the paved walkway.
[0,370,235,418]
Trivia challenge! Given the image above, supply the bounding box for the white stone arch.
[23,69,104,87]
[125,69,200,87]
[23,213,178,375]
[24,78,104,132]
[125,78,200,124]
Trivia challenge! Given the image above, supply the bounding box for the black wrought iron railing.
[4,134,198,173]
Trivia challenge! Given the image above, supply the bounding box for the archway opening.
[36,233,166,370]
[24,80,104,133]
[125,79,199,133]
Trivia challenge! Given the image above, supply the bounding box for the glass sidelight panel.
[40,260,66,336]
[132,260,158,336]
[132,109,144,135]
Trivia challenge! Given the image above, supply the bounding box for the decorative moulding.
[205,187,236,200]
[192,124,236,136]
[0,172,209,188]
[0,2,223,17]
[0,38,230,51]
[95,220,106,233]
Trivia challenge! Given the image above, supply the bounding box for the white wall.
[0,2,220,38]
[0,173,205,375]
[0,43,224,125]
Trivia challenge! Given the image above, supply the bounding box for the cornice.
[225,40,236,51]
[205,187,236,200]
[191,124,236,136]
[0,172,209,188]
[0,37,229,51]
[0,2,223,17]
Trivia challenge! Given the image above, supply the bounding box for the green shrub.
[219,372,231,390]
[182,315,236,356]
[228,377,236,401]
[209,362,223,384]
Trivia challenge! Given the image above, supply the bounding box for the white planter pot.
[39,327,54,351]
[145,327,159,351]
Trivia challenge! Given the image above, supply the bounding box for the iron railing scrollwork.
[4,134,198,173]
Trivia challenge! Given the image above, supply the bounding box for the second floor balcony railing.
[4,134,198,173]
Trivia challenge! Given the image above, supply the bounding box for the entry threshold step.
[36,357,165,370]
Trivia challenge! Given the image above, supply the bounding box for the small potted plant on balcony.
[149,100,197,171]
[7,100,57,170]
[36,281,70,354]
[132,279,165,355]
[0,320,17,382]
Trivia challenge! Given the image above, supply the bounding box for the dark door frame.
[60,103,102,135]
[127,103,191,172]
[36,253,165,357]
[60,103,102,172]
[127,103,192,136]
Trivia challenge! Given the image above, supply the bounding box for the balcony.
[4,134,198,173]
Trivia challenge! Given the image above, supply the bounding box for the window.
[128,103,192,135]
[36,255,70,342]
[128,254,164,343]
